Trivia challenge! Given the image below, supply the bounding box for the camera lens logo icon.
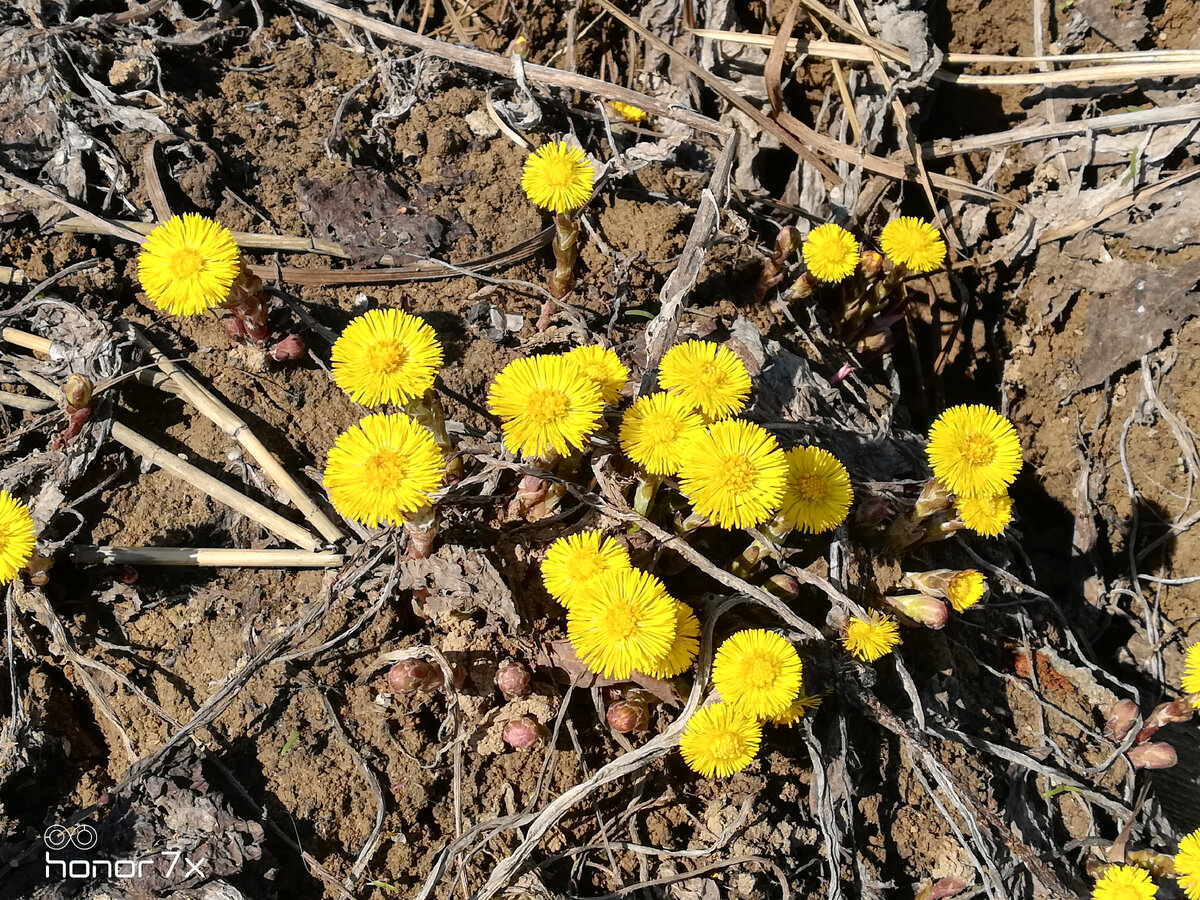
[43,824,98,851]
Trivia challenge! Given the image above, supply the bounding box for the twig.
[0,171,144,244]
[1,327,53,355]
[0,390,55,412]
[56,215,350,258]
[71,546,345,567]
[0,266,28,286]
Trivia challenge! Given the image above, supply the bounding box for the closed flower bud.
[788,272,817,300]
[387,659,442,694]
[1127,742,1176,769]
[270,333,307,362]
[859,250,885,280]
[502,716,542,750]
[899,569,956,595]
[606,698,649,733]
[1103,699,1139,741]
[495,660,532,700]
[855,494,891,528]
[885,593,949,629]
[63,374,93,411]
[765,574,800,600]
[913,479,953,520]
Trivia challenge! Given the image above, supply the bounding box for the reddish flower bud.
[885,593,949,629]
[224,316,248,340]
[789,272,817,300]
[502,716,542,750]
[63,374,93,412]
[387,659,442,694]
[606,698,649,733]
[1104,699,1139,741]
[270,333,307,362]
[860,250,885,280]
[119,565,139,585]
[1128,742,1177,769]
[765,574,800,600]
[854,494,891,528]
[495,660,532,700]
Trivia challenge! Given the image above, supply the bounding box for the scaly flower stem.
[513,451,560,518]
[404,504,438,559]
[730,515,792,578]
[406,391,462,484]
[538,211,581,330]
[221,256,271,345]
[534,453,580,518]
[626,472,663,533]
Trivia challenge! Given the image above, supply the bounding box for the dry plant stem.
[56,216,351,259]
[125,322,345,543]
[1,327,53,355]
[0,265,28,285]
[403,505,438,559]
[0,390,55,412]
[71,546,344,567]
[222,260,270,344]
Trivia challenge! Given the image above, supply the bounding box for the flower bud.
[1103,699,1139,741]
[606,698,649,733]
[765,574,800,600]
[270,333,307,362]
[502,716,542,750]
[387,659,442,694]
[224,316,248,340]
[63,374,93,411]
[495,660,532,700]
[854,494,891,528]
[1127,742,1177,769]
[885,593,948,629]
[788,272,817,300]
[899,569,955,596]
[913,479,953,520]
[859,250,885,280]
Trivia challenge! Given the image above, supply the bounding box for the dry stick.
[125,322,346,543]
[0,390,54,412]
[0,266,28,286]
[56,216,351,259]
[1,171,144,244]
[72,546,344,568]
[141,134,177,223]
[1,327,52,355]
[1038,166,1200,244]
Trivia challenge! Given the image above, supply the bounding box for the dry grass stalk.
[56,215,350,259]
[0,266,27,286]
[1,327,53,355]
[72,546,345,567]
[0,390,55,412]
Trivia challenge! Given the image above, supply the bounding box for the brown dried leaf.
[400,545,519,630]
[1074,0,1148,50]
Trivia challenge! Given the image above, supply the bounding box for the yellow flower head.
[521,141,595,213]
[880,217,946,273]
[1175,828,1200,900]
[608,101,648,124]
[1091,864,1157,900]
[678,420,787,529]
[678,702,762,778]
[331,308,443,407]
[487,355,604,459]
[779,446,853,534]
[712,629,802,718]
[566,568,677,679]
[565,345,629,405]
[642,601,701,678]
[658,340,751,421]
[927,404,1022,499]
[541,530,631,609]
[619,391,706,476]
[843,612,900,662]
[956,492,1013,537]
[766,693,823,727]
[323,413,443,527]
[137,213,241,316]
[1182,643,1200,705]
[803,223,860,282]
[0,490,36,584]
[947,569,985,612]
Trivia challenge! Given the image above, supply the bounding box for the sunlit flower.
[567,568,677,679]
[678,702,762,778]
[956,492,1013,537]
[1175,827,1200,900]
[926,404,1022,499]
[658,340,751,421]
[521,141,595,213]
[765,693,823,727]
[541,530,631,609]
[0,490,35,584]
[137,213,241,315]
[803,224,860,282]
[843,612,900,662]
[608,101,648,124]
[331,308,443,407]
[1182,643,1200,706]
[712,629,802,718]
[677,420,787,529]
[946,569,985,612]
[565,345,629,404]
[619,391,705,476]
[487,355,604,458]
[323,414,443,527]
[779,446,853,534]
[642,601,700,678]
[1090,864,1156,900]
[880,217,946,273]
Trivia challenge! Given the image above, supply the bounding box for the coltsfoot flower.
[608,101,648,124]
[641,601,701,679]
[331,308,443,406]
[0,490,35,584]
[843,612,900,662]
[541,530,631,608]
[565,345,629,404]
[566,568,677,679]
[779,446,853,534]
[880,217,947,273]
[712,629,802,718]
[487,355,604,458]
[521,141,595,213]
[678,702,762,777]
[1090,864,1157,900]
[137,213,241,315]
[323,414,443,527]
[956,492,1013,537]
[765,693,823,727]
[803,224,860,282]
[1175,827,1200,900]
[677,420,787,529]
[619,391,706,476]
[926,404,1022,499]
[1183,643,1200,706]
[946,569,985,612]
[658,340,751,421]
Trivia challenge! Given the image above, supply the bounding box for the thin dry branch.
[1,327,53,355]
[56,216,350,258]
[71,546,345,567]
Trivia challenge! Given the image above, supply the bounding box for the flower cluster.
[886,568,987,629]
[927,405,1022,537]
[799,218,946,285]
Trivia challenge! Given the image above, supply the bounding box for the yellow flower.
[779,446,853,534]
[566,568,677,679]
[137,213,241,315]
[487,355,604,458]
[331,308,443,407]
[803,224,860,282]
[323,414,443,527]
[642,601,701,678]
[678,420,787,529]
[658,340,751,421]
[926,404,1022,499]
[843,612,900,662]
[0,490,35,584]
[541,530,631,609]
[765,693,823,727]
[619,391,705,476]
[712,629,802,718]
[1182,643,1200,706]
[608,101,648,124]
[678,702,762,778]
[565,345,628,405]
[1175,828,1200,900]
[946,570,985,612]
[1091,864,1156,900]
[880,217,946,273]
[520,141,595,213]
[956,492,1013,537]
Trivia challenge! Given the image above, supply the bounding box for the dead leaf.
[400,545,519,630]
[1074,0,1148,50]
[537,639,681,706]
